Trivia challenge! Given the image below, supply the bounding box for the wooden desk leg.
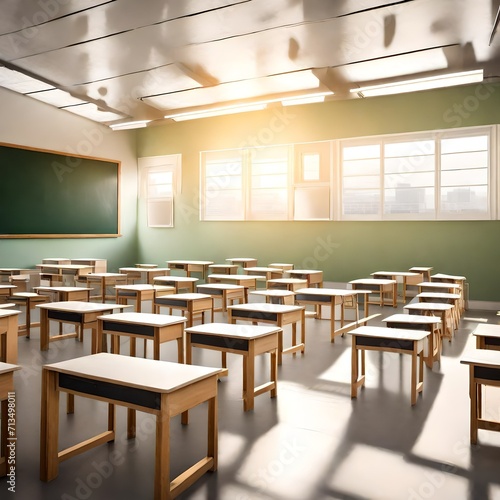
[208,392,218,472]
[411,349,418,406]
[425,331,434,369]
[270,349,278,398]
[300,310,306,353]
[40,369,60,481]
[127,337,137,439]
[277,331,283,366]
[243,351,254,411]
[40,309,49,352]
[177,337,184,364]
[5,315,18,363]
[291,322,297,358]
[25,300,31,338]
[351,341,359,398]
[330,301,336,343]
[470,366,478,444]
[155,394,171,500]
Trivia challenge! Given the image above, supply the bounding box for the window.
[139,154,181,227]
[200,125,495,222]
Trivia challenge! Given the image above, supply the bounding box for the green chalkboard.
[0,142,120,238]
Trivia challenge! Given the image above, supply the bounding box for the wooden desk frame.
[185,323,279,411]
[227,304,305,365]
[40,353,219,499]
[349,326,427,406]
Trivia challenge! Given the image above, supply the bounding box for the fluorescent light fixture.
[62,102,126,122]
[0,66,54,93]
[109,120,151,130]
[281,91,333,106]
[165,102,267,121]
[350,69,484,97]
[28,88,87,107]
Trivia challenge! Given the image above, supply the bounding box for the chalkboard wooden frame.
[0,142,121,238]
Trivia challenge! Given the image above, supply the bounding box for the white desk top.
[348,325,429,341]
[431,273,466,281]
[36,301,131,313]
[87,273,125,278]
[0,362,21,375]
[35,286,92,293]
[37,264,92,270]
[225,258,257,263]
[154,276,199,283]
[167,260,214,266]
[383,313,441,324]
[461,349,500,367]
[43,353,220,393]
[0,285,19,290]
[287,269,323,275]
[197,283,244,290]
[267,278,308,284]
[404,303,453,311]
[119,267,170,272]
[251,289,295,297]
[0,308,21,318]
[156,293,212,300]
[295,287,358,297]
[208,274,258,281]
[115,284,157,291]
[409,266,433,272]
[244,267,284,273]
[349,278,396,285]
[98,312,186,326]
[186,322,282,339]
[416,292,461,300]
[228,303,304,314]
[371,271,421,277]
[418,282,461,290]
[472,324,500,337]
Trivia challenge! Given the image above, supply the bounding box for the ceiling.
[1,0,500,128]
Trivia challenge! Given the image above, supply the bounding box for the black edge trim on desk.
[48,310,82,323]
[231,310,277,321]
[295,294,331,303]
[474,366,500,381]
[356,336,414,351]
[155,298,188,308]
[59,373,161,410]
[191,333,248,351]
[102,321,154,337]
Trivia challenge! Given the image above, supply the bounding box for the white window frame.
[138,154,181,228]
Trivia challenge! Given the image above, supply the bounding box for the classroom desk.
[417,281,462,296]
[267,278,308,292]
[36,264,93,285]
[70,258,107,273]
[154,293,213,327]
[269,263,294,271]
[208,264,239,275]
[153,276,199,293]
[166,260,214,281]
[370,271,423,303]
[0,362,21,477]
[382,313,441,368]
[207,274,259,301]
[227,303,305,365]
[41,258,71,264]
[416,291,462,330]
[34,286,92,302]
[185,323,280,411]
[225,257,258,270]
[348,325,428,406]
[404,302,455,341]
[0,309,21,364]
[460,349,500,444]
[243,267,284,280]
[0,268,29,283]
[115,284,176,312]
[409,266,433,282]
[0,285,17,303]
[97,312,186,361]
[285,269,323,288]
[36,301,131,352]
[250,289,295,305]
[118,267,170,284]
[431,273,467,312]
[85,273,128,302]
[294,288,378,342]
[349,278,397,307]
[472,324,500,350]
[135,263,158,268]
[7,292,49,338]
[196,283,246,312]
[40,353,219,499]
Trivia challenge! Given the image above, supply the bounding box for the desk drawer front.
[48,310,81,323]
[191,333,248,351]
[102,321,154,337]
[474,366,500,381]
[232,310,277,322]
[356,336,414,351]
[386,322,431,332]
[295,294,330,303]
[484,337,500,347]
[59,373,161,409]
[156,298,188,308]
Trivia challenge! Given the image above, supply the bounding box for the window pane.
[302,153,320,181]
[441,135,488,154]
[441,186,488,213]
[343,144,380,161]
[385,140,435,157]
[343,189,380,215]
[385,172,435,189]
[205,190,244,220]
[441,151,487,170]
[384,186,434,214]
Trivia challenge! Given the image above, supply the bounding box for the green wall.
[137,83,500,302]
